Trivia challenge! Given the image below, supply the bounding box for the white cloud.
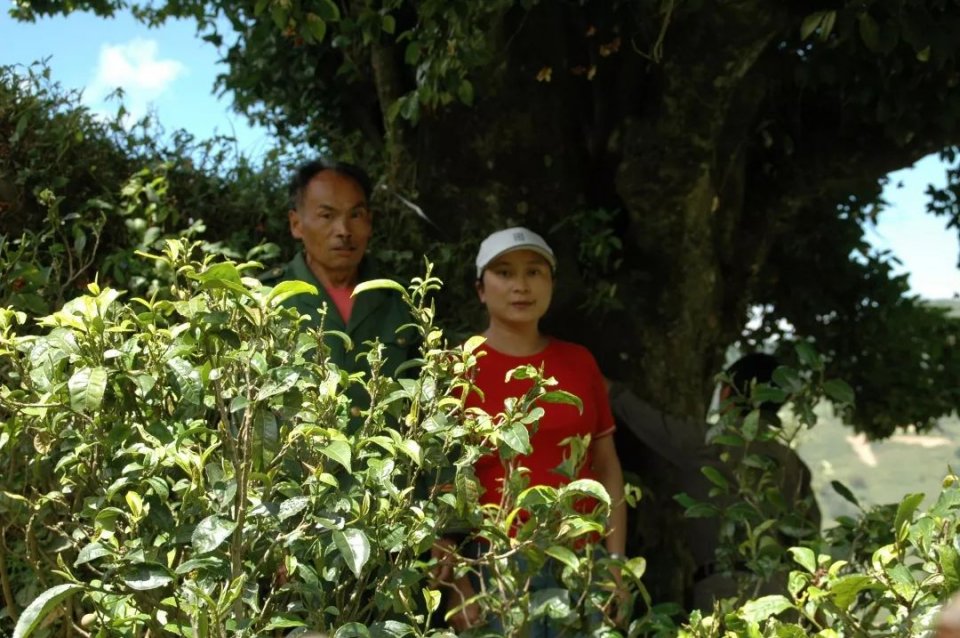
[87,38,186,120]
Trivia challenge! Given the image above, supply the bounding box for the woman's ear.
[475,278,485,303]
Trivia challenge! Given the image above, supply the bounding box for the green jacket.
[262,252,418,403]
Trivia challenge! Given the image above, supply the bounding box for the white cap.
[475,227,556,278]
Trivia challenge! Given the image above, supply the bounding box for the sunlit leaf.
[68,366,108,413]
[192,515,237,554]
[739,595,794,622]
[333,528,371,577]
[352,278,406,297]
[321,440,352,473]
[789,547,817,574]
[121,563,173,591]
[278,496,309,521]
[544,545,579,570]
[13,583,84,638]
[500,422,531,455]
[266,279,317,307]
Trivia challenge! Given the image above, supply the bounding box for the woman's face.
[477,249,554,328]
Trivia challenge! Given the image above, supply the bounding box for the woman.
[449,227,627,633]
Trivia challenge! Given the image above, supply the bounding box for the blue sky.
[1,8,958,300]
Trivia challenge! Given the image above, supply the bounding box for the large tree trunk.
[397,2,791,421]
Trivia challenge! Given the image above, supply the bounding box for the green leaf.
[256,369,300,401]
[517,485,558,509]
[829,574,877,609]
[741,410,760,441]
[463,335,486,354]
[13,583,85,638]
[370,620,414,638]
[540,390,583,412]
[544,545,580,570]
[317,0,340,21]
[337,623,372,638]
[894,492,925,538]
[278,496,309,521]
[752,386,788,405]
[772,366,803,393]
[500,422,531,455]
[404,41,421,65]
[270,3,287,29]
[818,10,836,41]
[795,342,822,371]
[192,515,237,554]
[382,14,396,34]
[624,556,646,582]
[197,262,241,284]
[125,491,143,519]
[68,366,108,413]
[859,13,882,52]
[263,615,307,630]
[333,528,371,577]
[823,379,855,405]
[940,546,960,592]
[167,357,202,405]
[321,440,352,473]
[683,503,720,518]
[175,556,226,574]
[740,595,795,622]
[457,79,475,106]
[121,563,173,591]
[830,480,860,508]
[561,478,611,507]
[266,279,317,307]
[701,466,729,490]
[398,439,422,466]
[789,547,817,574]
[422,588,441,614]
[352,278,406,297]
[800,11,826,40]
[303,13,327,43]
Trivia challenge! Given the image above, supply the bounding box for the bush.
[0,242,637,637]
[0,62,291,316]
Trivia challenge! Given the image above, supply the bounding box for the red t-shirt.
[464,339,615,509]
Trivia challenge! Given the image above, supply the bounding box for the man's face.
[289,170,372,285]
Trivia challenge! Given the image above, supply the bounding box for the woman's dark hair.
[287,159,373,210]
[725,352,782,412]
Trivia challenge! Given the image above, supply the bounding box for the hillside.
[796,405,960,524]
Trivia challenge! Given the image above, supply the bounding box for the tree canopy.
[9,0,960,436]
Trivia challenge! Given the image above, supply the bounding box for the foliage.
[678,479,960,637]
[0,62,291,317]
[0,243,639,637]
[675,353,960,637]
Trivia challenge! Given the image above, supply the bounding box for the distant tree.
[10,0,960,436]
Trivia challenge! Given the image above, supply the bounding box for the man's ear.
[719,385,732,402]
[288,209,302,239]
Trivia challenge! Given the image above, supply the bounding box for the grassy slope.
[792,297,959,523]
[795,406,960,524]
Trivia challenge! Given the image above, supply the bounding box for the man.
[610,353,820,612]
[262,159,418,410]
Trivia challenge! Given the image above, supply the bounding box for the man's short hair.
[287,159,373,210]
[725,353,781,411]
